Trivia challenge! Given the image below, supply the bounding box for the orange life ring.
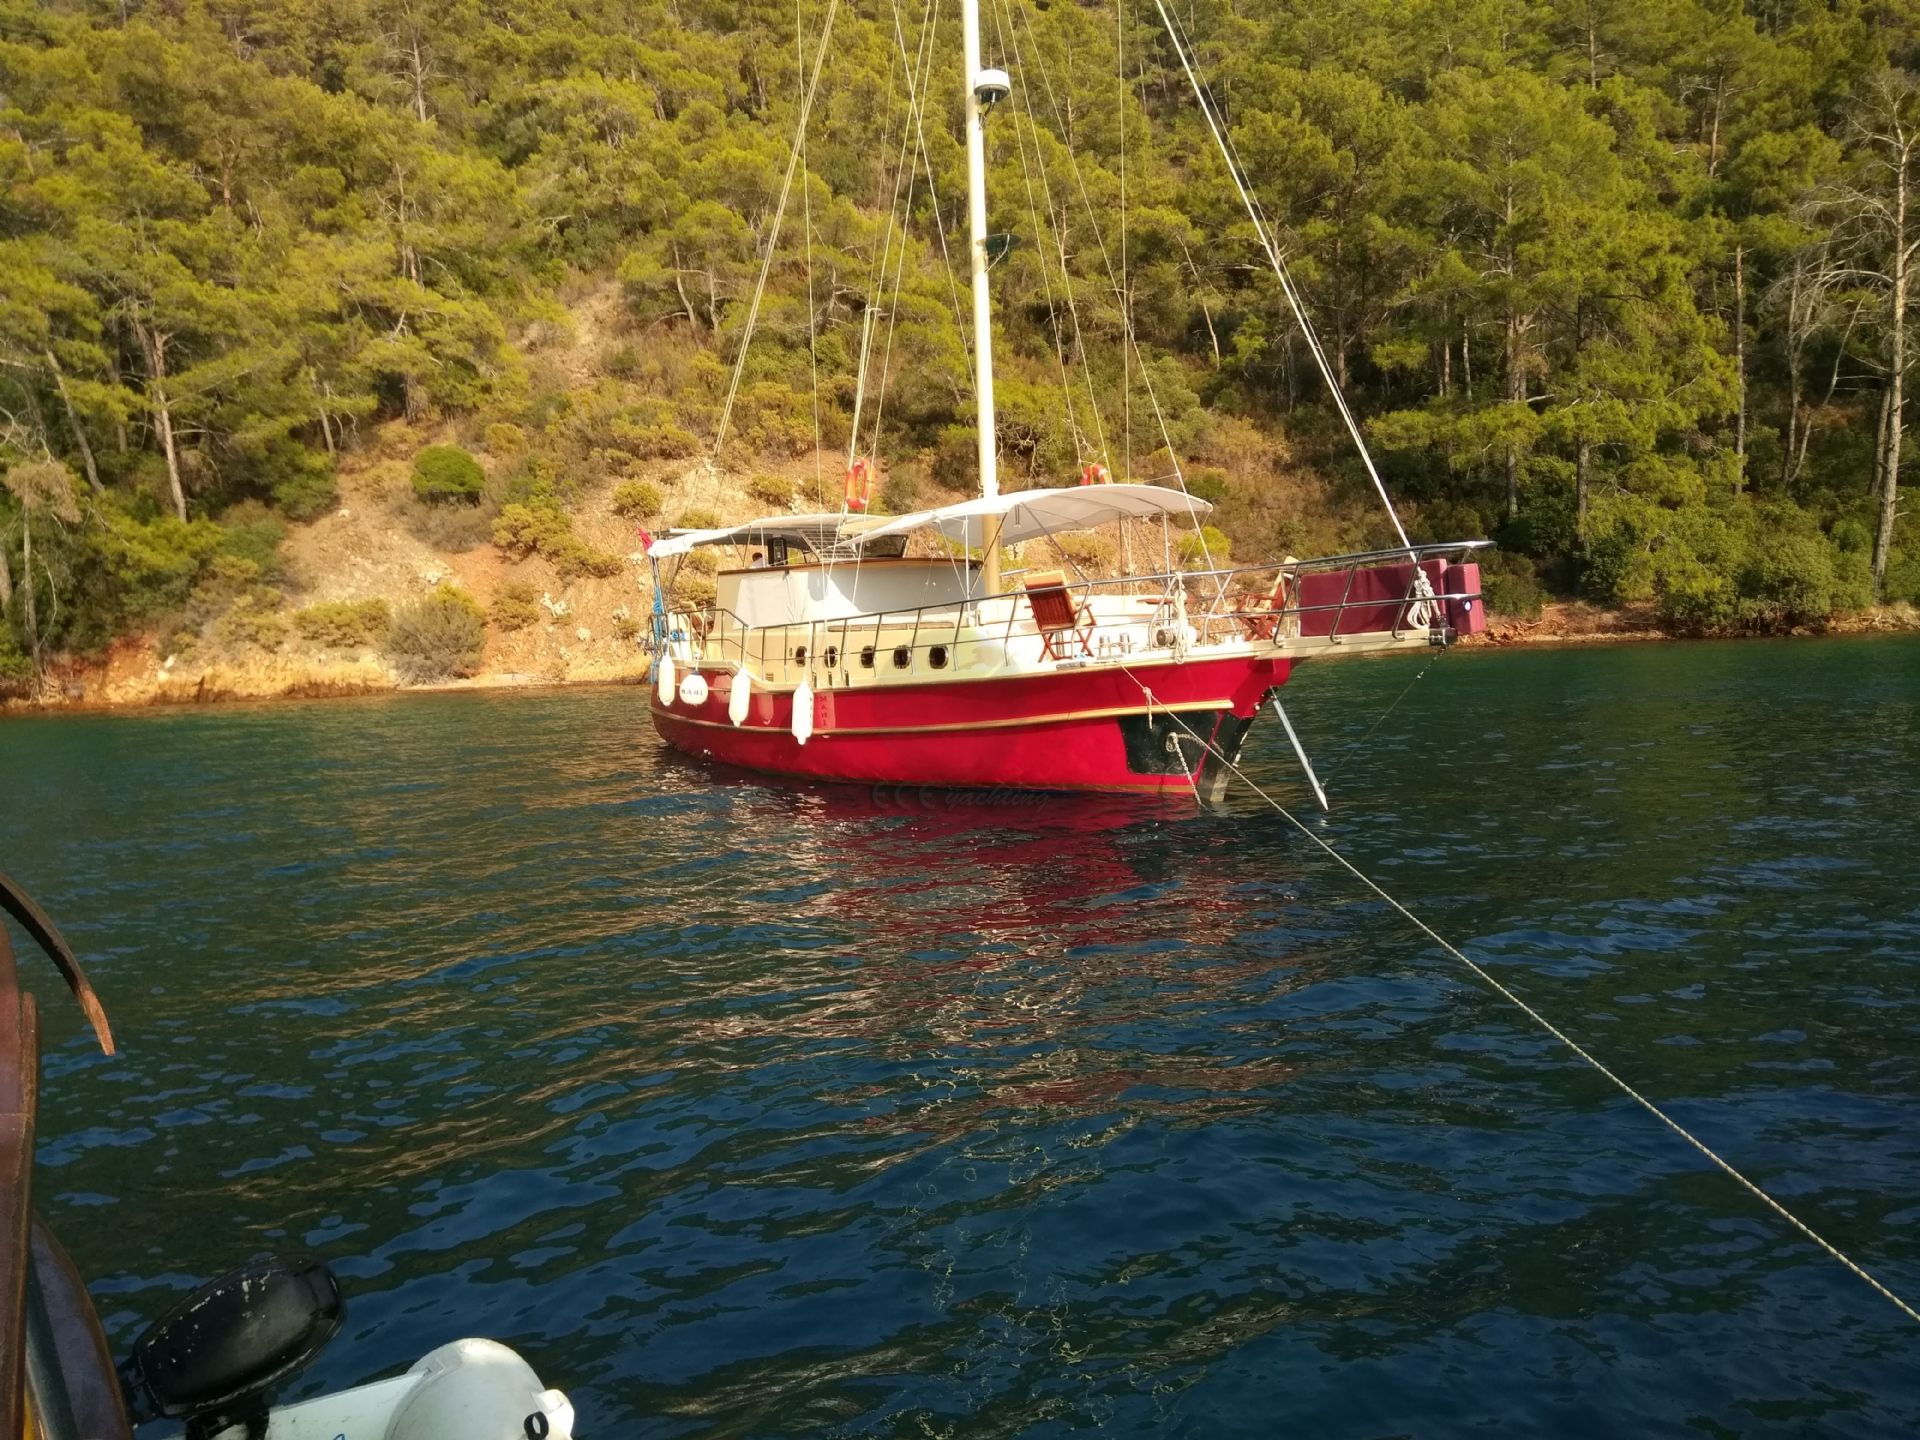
[1079,462,1110,487]
[844,458,874,511]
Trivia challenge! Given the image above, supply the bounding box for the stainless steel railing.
[656,540,1490,687]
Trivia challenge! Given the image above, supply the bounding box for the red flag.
[636,526,654,553]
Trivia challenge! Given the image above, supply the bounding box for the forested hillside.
[3,0,1919,696]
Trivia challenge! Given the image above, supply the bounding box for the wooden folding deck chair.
[1022,570,1095,660]
[1237,569,1293,641]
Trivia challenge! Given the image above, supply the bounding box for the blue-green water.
[3,636,1919,1437]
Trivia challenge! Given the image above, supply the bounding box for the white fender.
[728,668,752,727]
[678,672,709,706]
[791,680,814,745]
[656,652,675,707]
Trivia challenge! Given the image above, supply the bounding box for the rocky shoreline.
[8,600,1916,715]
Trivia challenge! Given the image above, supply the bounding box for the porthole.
[859,646,877,669]
[793,645,807,665]
[892,646,911,669]
[824,645,839,669]
[928,644,949,669]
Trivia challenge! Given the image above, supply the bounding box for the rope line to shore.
[1142,687,1920,1329]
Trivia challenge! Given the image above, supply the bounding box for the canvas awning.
[848,484,1212,550]
[647,513,878,559]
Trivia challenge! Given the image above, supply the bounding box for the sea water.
[3,635,1917,1435]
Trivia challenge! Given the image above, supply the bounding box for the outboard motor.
[119,1254,344,1440]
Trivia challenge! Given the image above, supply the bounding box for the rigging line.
[1116,0,1129,486]
[867,0,943,468]
[713,0,842,460]
[998,0,1111,467]
[798,0,824,509]
[850,0,923,470]
[987,0,1085,458]
[1149,0,1412,555]
[1013,0,1218,586]
[1125,681,1920,1333]
[888,0,974,376]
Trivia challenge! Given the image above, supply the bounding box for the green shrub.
[681,548,721,575]
[612,612,644,641]
[738,382,815,458]
[1886,547,1920,605]
[491,502,624,578]
[677,506,722,530]
[1658,556,1740,631]
[554,541,625,580]
[491,580,541,631]
[501,457,568,509]
[1176,525,1232,567]
[1055,530,1116,569]
[0,636,32,696]
[878,470,922,515]
[929,425,976,491]
[1502,463,1579,558]
[1581,514,1653,605]
[484,422,527,456]
[1184,467,1229,506]
[674,572,717,608]
[387,585,487,682]
[1480,551,1548,620]
[1829,545,1876,614]
[266,446,338,519]
[746,472,796,507]
[214,589,289,651]
[412,445,486,504]
[293,598,391,647]
[1831,517,1873,554]
[492,502,574,558]
[609,480,663,518]
[1736,531,1839,629]
[195,552,264,600]
[218,502,288,578]
[614,420,698,459]
[87,510,227,626]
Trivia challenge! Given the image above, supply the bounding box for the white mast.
[961,0,1007,593]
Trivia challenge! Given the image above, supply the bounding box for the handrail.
[656,540,1489,686]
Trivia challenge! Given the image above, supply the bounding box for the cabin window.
[823,646,839,669]
[928,645,949,669]
[860,646,877,669]
[793,645,807,665]
[892,646,911,669]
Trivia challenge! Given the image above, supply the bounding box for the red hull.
[650,653,1288,793]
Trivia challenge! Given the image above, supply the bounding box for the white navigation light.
[975,68,1010,111]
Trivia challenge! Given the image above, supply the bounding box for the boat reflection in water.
[647,752,1331,1144]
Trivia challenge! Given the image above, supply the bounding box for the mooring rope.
[1134,683,1920,1329]
[1317,647,1445,789]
